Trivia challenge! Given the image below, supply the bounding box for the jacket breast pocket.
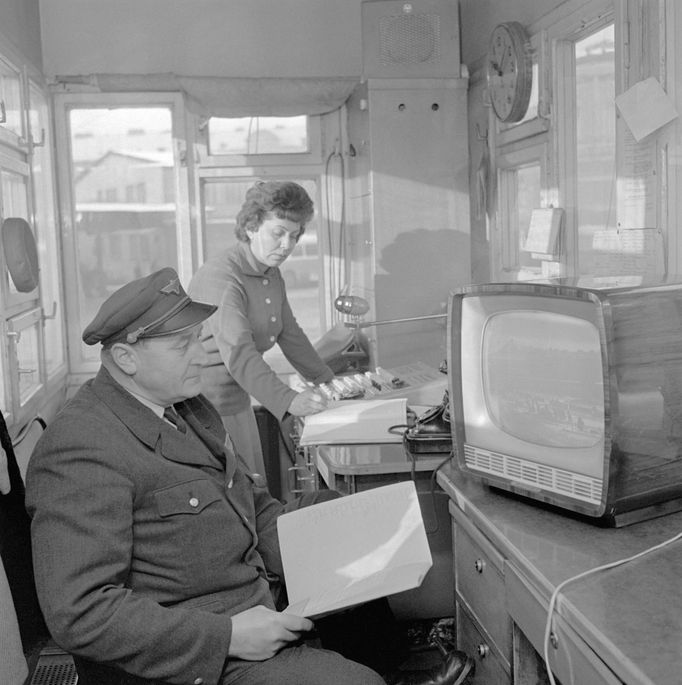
[154,478,222,517]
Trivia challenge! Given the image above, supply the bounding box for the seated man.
[24,268,385,685]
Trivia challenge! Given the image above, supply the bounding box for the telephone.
[405,390,453,455]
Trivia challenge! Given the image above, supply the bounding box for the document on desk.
[279,481,432,619]
[298,397,407,445]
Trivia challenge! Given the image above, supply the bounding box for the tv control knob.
[474,558,486,574]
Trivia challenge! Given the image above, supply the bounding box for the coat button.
[269,335,276,342]
[194,678,204,684]
[189,497,199,507]
[265,297,271,304]
[270,316,277,322]
[262,278,269,285]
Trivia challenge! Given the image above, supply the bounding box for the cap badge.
[160,278,181,295]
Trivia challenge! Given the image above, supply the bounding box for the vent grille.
[30,653,78,685]
[463,444,602,504]
[378,13,441,66]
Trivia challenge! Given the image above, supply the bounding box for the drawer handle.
[474,558,486,573]
[477,643,489,659]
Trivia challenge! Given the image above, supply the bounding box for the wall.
[38,0,363,79]
[459,0,568,67]
[0,0,42,71]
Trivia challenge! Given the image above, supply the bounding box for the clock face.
[487,22,532,123]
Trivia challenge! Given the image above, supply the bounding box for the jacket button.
[189,497,199,507]
[265,297,271,304]
[262,278,269,285]
[269,335,276,342]
[270,316,276,322]
[194,678,203,684]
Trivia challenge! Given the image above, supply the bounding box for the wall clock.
[487,21,533,123]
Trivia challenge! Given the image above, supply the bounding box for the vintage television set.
[447,278,682,527]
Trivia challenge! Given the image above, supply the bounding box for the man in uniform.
[24,268,387,685]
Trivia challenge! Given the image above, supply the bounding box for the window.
[208,116,310,155]
[575,25,616,275]
[54,93,189,374]
[491,1,618,281]
[0,49,61,426]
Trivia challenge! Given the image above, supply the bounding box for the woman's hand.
[228,605,313,660]
[288,388,328,416]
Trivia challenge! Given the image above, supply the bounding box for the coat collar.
[233,241,276,277]
[90,367,230,470]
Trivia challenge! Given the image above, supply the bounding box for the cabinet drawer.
[457,604,511,685]
[452,512,512,661]
[506,564,623,685]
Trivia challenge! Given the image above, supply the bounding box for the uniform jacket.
[188,241,334,420]
[25,367,285,685]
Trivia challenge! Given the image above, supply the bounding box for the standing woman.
[188,181,333,476]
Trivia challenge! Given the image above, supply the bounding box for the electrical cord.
[543,528,682,685]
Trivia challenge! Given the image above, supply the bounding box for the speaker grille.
[379,13,440,66]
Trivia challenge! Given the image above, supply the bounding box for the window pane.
[207,116,309,155]
[68,107,178,333]
[517,164,542,278]
[201,178,323,370]
[576,25,616,275]
[31,83,66,378]
[1,169,30,296]
[16,319,40,406]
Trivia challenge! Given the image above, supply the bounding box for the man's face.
[129,325,207,406]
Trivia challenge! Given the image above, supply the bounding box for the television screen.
[481,311,604,450]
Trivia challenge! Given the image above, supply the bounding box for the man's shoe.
[386,650,475,685]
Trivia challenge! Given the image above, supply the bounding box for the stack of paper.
[298,398,407,446]
[278,481,432,618]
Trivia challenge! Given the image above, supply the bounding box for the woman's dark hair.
[234,181,314,242]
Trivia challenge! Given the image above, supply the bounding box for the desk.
[437,464,682,685]
[310,442,447,494]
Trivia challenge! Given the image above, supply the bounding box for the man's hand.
[228,605,313,661]
[288,389,328,416]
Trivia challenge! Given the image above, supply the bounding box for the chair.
[0,409,78,685]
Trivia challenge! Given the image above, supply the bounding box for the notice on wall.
[615,76,678,143]
[616,124,657,230]
[591,228,664,278]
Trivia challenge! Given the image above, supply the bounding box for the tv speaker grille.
[463,444,602,504]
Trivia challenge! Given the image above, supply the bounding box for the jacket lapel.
[90,368,229,470]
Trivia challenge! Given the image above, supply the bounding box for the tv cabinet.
[438,464,682,685]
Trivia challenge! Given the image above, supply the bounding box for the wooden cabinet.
[450,500,511,684]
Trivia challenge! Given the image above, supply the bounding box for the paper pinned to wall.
[279,481,432,618]
[591,228,664,278]
[615,77,678,142]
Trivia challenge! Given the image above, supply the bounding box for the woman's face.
[247,214,301,268]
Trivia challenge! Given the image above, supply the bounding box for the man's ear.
[110,342,139,376]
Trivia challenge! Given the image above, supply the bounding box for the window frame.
[53,91,191,376]
[198,114,323,168]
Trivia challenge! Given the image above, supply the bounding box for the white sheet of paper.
[615,76,678,142]
[298,398,407,445]
[279,481,432,618]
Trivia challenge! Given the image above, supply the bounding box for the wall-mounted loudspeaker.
[361,0,460,79]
